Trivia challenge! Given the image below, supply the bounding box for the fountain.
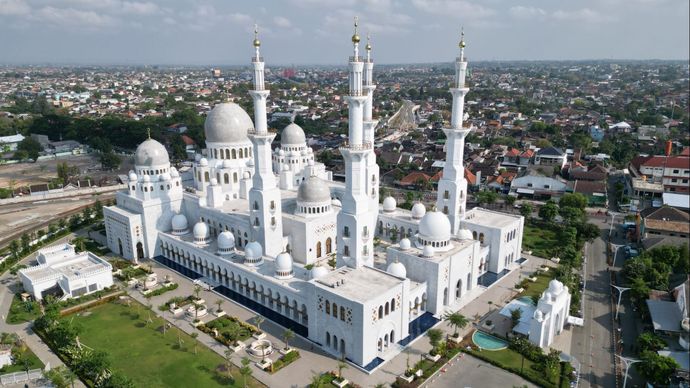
[247,339,274,358]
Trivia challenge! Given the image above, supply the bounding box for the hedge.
[265,350,300,373]
[144,283,178,298]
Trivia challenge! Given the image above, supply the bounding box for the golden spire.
[146,127,151,139]
[352,16,360,43]
[459,26,466,48]
[365,33,371,51]
[253,23,261,47]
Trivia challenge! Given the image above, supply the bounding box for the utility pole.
[616,355,640,388]
[611,284,631,320]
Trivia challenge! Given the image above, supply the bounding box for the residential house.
[566,180,607,207]
[510,168,568,200]
[632,147,690,194]
[534,147,567,170]
[0,134,25,152]
[640,206,690,239]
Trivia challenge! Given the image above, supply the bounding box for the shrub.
[144,283,178,298]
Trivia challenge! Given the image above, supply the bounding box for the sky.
[0,0,688,65]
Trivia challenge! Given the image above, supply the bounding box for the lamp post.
[608,211,620,241]
[616,354,640,388]
[611,284,631,320]
[611,243,624,268]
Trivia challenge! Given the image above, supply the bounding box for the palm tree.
[190,332,199,354]
[310,372,325,388]
[239,357,253,388]
[253,315,265,333]
[193,284,202,301]
[426,329,443,355]
[224,349,234,378]
[337,360,348,380]
[282,328,294,350]
[215,298,224,313]
[71,236,87,252]
[443,312,469,337]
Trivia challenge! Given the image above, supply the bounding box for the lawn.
[6,294,42,324]
[466,347,559,388]
[0,340,44,374]
[522,224,559,259]
[517,272,554,301]
[67,301,263,388]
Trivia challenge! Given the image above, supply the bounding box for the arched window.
[479,233,485,243]
[239,148,244,158]
[224,173,229,184]
[326,332,331,346]
[325,301,330,314]
[225,149,230,159]
[204,172,209,182]
[326,238,332,254]
[253,201,259,210]
[332,302,338,318]
[391,298,395,312]
[231,149,237,159]
[340,306,345,321]
[316,241,322,257]
[233,173,238,183]
[385,302,389,315]
[378,305,383,319]
[472,231,477,239]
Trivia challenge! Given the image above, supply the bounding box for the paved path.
[425,353,538,388]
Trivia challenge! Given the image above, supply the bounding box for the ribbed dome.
[217,231,235,251]
[204,103,253,144]
[275,252,293,271]
[383,196,397,212]
[310,266,329,279]
[422,245,435,258]
[411,202,426,219]
[199,157,208,167]
[245,241,263,261]
[135,138,169,167]
[193,221,209,244]
[399,238,411,250]
[171,214,188,234]
[418,211,451,242]
[281,123,306,145]
[457,228,473,240]
[297,176,331,203]
[387,260,407,278]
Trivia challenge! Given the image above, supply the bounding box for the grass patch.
[0,340,44,374]
[517,272,554,301]
[198,316,256,347]
[522,224,559,259]
[6,294,42,324]
[464,347,559,388]
[65,301,262,388]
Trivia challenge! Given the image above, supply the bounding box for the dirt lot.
[0,153,134,188]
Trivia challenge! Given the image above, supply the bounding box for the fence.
[0,368,43,385]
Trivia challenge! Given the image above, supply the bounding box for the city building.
[102,24,524,370]
[18,243,114,301]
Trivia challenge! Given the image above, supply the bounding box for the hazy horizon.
[1,0,688,65]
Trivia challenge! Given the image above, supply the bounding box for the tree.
[193,284,202,300]
[310,372,325,388]
[224,349,234,378]
[559,206,584,225]
[44,366,70,388]
[337,359,348,380]
[20,232,30,251]
[636,351,679,386]
[215,298,223,313]
[559,193,588,210]
[538,201,558,223]
[282,328,294,350]
[636,332,666,352]
[504,195,517,207]
[16,136,43,161]
[100,151,121,170]
[519,203,533,220]
[239,357,253,388]
[577,222,600,241]
[426,329,443,355]
[56,162,79,184]
[510,308,522,329]
[443,312,469,337]
[253,315,265,332]
[71,236,86,252]
[190,332,199,354]
[8,239,20,260]
[102,372,135,388]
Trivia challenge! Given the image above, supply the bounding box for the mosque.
[103,22,524,370]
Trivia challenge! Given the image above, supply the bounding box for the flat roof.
[315,266,403,303]
[22,252,110,283]
[465,207,522,228]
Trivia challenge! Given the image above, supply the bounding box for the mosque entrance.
[136,242,144,260]
[117,238,123,256]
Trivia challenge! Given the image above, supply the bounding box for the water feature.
[472,331,508,351]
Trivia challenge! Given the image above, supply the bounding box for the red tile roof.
[641,156,690,169]
[400,171,432,185]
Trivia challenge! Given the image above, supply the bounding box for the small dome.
[222,159,232,169]
[422,245,435,258]
[244,241,263,263]
[548,279,564,294]
[382,196,397,212]
[310,266,329,280]
[198,197,207,207]
[142,174,151,182]
[411,202,426,219]
[281,164,290,172]
[170,168,179,178]
[307,159,314,166]
[534,310,544,322]
[204,103,253,144]
[171,214,188,234]
[210,178,218,186]
[135,138,169,167]
[243,171,251,179]
[247,158,255,167]
[457,228,473,240]
[193,221,209,244]
[275,252,293,272]
[199,157,208,167]
[217,231,235,252]
[281,122,305,145]
[331,198,342,207]
[297,176,331,203]
[399,238,411,250]
[418,211,451,241]
[278,149,285,156]
[160,173,170,181]
[128,172,138,181]
[387,260,407,278]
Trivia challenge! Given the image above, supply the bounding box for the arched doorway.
[325,238,332,254]
[443,287,449,305]
[316,241,322,258]
[117,238,123,256]
[136,242,144,260]
[455,279,462,299]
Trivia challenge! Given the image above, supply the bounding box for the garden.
[198,315,257,347]
[5,294,42,324]
[0,332,44,374]
[34,298,264,388]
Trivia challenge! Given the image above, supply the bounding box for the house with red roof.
[633,147,690,193]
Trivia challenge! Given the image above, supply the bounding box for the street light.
[611,243,625,268]
[611,284,631,320]
[616,354,641,388]
[608,211,620,241]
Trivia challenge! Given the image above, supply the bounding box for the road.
[570,232,616,388]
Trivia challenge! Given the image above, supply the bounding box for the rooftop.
[314,266,403,303]
[465,207,522,228]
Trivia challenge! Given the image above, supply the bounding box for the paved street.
[424,352,538,388]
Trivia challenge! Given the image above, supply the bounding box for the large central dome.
[135,138,169,167]
[281,123,306,145]
[298,176,331,203]
[204,102,254,144]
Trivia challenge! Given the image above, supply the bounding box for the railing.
[247,128,275,135]
[252,56,264,62]
[339,141,373,151]
[349,56,363,62]
[456,56,468,62]
[348,90,364,96]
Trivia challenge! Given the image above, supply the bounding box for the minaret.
[248,25,284,257]
[363,34,380,230]
[436,28,471,235]
[337,18,374,269]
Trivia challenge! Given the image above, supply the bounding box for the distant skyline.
[1,0,688,65]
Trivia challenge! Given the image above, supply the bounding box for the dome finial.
[253,23,261,48]
[459,26,466,49]
[146,127,151,139]
[351,16,360,44]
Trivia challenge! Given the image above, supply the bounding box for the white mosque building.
[103,23,524,370]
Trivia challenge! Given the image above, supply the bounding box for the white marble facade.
[103,26,524,369]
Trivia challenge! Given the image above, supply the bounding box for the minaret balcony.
[339,141,372,152]
[349,55,363,62]
[252,56,264,62]
[247,128,276,135]
[455,56,468,62]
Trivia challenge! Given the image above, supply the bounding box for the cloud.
[552,8,616,23]
[62,0,160,15]
[411,0,495,19]
[32,6,118,28]
[0,0,30,15]
[510,6,547,20]
[273,16,292,28]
